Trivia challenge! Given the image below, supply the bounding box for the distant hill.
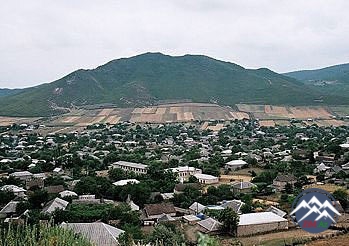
[0,53,348,116]
[284,63,349,98]
[0,88,21,97]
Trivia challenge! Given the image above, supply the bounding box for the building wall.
[113,164,147,175]
[198,177,219,184]
[237,221,288,236]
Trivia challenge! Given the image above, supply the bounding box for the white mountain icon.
[315,210,335,223]
[308,196,322,207]
[291,195,341,223]
[319,200,341,216]
[290,200,311,215]
[298,205,320,222]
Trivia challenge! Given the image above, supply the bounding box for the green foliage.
[216,208,239,236]
[28,190,49,209]
[333,188,348,209]
[0,223,93,246]
[285,63,349,98]
[146,224,185,246]
[197,233,220,246]
[0,191,15,206]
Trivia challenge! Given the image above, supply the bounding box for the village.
[0,119,348,245]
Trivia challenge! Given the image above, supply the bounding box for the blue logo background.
[290,188,340,233]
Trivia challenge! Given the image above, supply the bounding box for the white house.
[112,179,140,186]
[9,171,33,181]
[225,160,248,170]
[193,173,219,184]
[111,161,148,175]
[1,185,26,197]
[167,166,202,182]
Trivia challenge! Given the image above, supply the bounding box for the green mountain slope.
[0,53,347,116]
[284,63,349,98]
[0,88,21,97]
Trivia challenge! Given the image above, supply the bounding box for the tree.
[284,183,293,194]
[197,233,220,246]
[146,224,185,246]
[0,191,15,206]
[28,190,49,209]
[333,188,348,209]
[217,208,239,236]
[108,168,129,181]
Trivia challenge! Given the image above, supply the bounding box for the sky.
[0,0,348,88]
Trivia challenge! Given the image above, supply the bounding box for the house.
[1,185,26,197]
[266,206,287,218]
[272,174,297,192]
[183,214,201,224]
[341,163,349,170]
[46,185,65,194]
[111,161,148,175]
[237,212,288,236]
[314,163,331,173]
[193,173,219,184]
[225,160,248,170]
[113,179,140,186]
[53,167,64,175]
[61,222,124,246]
[157,213,176,223]
[144,203,176,220]
[166,166,202,182]
[231,181,256,194]
[26,178,44,190]
[59,190,78,198]
[189,202,206,214]
[0,201,19,217]
[220,200,244,214]
[9,171,33,182]
[72,195,114,205]
[42,198,69,214]
[126,195,140,211]
[197,217,222,234]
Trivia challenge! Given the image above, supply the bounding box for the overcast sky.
[1,0,348,88]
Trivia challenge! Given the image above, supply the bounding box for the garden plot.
[259,120,276,127]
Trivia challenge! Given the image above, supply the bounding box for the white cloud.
[0,0,348,88]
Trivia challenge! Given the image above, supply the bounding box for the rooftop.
[239,212,287,226]
[61,222,124,246]
[225,160,248,166]
[113,161,148,169]
[194,173,218,180]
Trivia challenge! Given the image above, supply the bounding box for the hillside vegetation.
[0,53,348,116]
[284,63,349,98]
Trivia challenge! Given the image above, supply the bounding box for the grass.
[0,223,93,246]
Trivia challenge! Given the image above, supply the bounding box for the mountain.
[315,210,335,222]
[284,63,349,98]
[299,205,321,222]
[0,88,21,97]
[1,53,348,117]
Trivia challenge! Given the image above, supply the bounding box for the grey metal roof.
[189,202,206,213]
[61,222,124,246]
[42,197,69,214]
[113,161,147,169]
[197,218,222,232]
[239,212,287,226]
[266,206,287,218]
[0,201,19,214]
